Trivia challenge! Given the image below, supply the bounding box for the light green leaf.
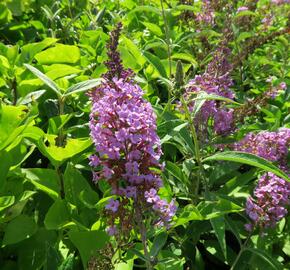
[128,6,160,15]
[142,22,163,36]
[235,10,257,18]
[38,135,92,167]
[45,64,81,80]
[203,151,290,182]
[114,260,134,270]
[0,196,15,211]
[171,53,197,67]
[22,126,45,141]
[174,205,203,227]
[34,44,80,64]
[0,104,28,151]
[121,36,146,67]
[18,38,58,65]
[0,55,10,74]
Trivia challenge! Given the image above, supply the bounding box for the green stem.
[135,203,152,270]
[180,95,207,200]
[56,166,65,199]
[11,77,17,105]
[230,233,251,270]
[160,0,172,79]
[56,96,66,147]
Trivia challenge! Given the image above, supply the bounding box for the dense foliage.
[0,0,289,269]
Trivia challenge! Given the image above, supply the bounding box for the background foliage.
[0,0,289,269]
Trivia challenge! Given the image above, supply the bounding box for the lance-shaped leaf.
[203,151,290,182]
[24,64,61,96]
[63,78,103,97]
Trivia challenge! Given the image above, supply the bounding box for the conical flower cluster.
[183,47,235,136]
[89,23,176,235]
[235,128,290,230]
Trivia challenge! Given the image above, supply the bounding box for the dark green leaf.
[3,215,37,245]
[203,151,290,182]
[68,230,109,268]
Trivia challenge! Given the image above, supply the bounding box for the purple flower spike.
[89,23,176,235]
[245,173,290,230]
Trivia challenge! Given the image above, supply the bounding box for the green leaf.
[0,55,10,75]
[171,53,197,67]
[174,5,196,12]
[64,163,98,208]
[16,228,58,270]
[38,135,92,167]
[58,254,75,270]
[143,51,168,78]
[174,205,203,227]
[18,90,46,105]
[128,6,160,15]
[0,150,12,191]
[224,216,241,246]
[235,10,257,18]
[243,248,282,270]
[24,64,61,96]
[129,248,150,262]
[198,198,242,219]
[18,38,58,65]
[3,215,37,246]
[166,161,189,187]
[64,78,103,97]
[203,151,290,182]
[237,32,253,43]
[44,199,70,230]
[121,36,146,67]
[210,216,227,260]
[68,230,109,268]
[142,22,163,36]
[34,44,80,64]
[44,64,81,80]
[22,168,60,200]
[0,104,28,151]
[114,260,134,270]
[22,126,45,141]
[189,91,242,106]
[150,232,168,257]
[0,196,15,211]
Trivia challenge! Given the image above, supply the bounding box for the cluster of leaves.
[0,0,289,269]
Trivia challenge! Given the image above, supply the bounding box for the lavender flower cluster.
[237,6,249,13]
[271,0,290,5]
[195,0,215,26]
[234,128,290,167]
[89,24,176,235]
[234,128,290,230]
[245,172,290,231]
[183,47,235,136]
